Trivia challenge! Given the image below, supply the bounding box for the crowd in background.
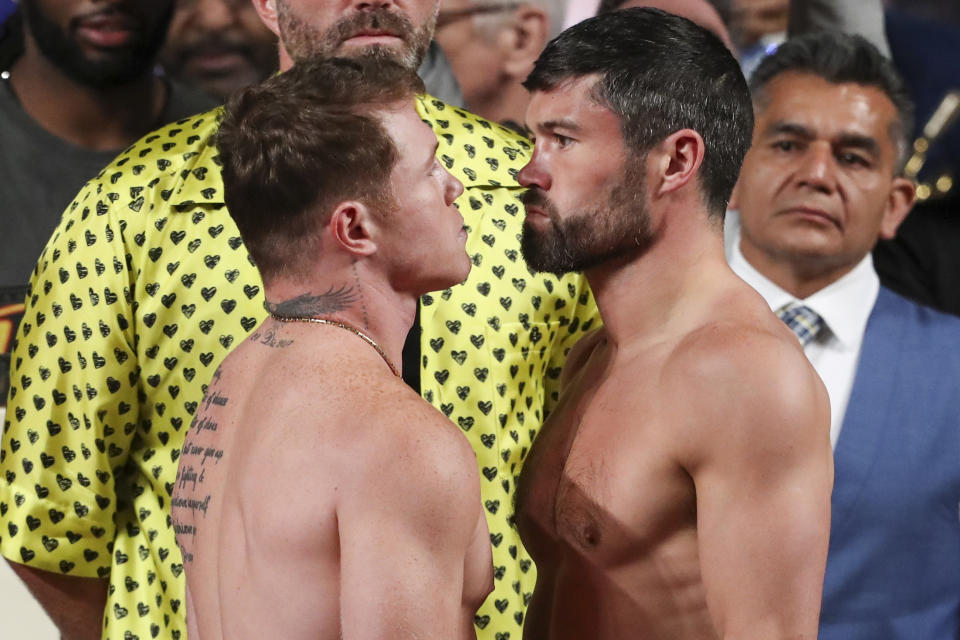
[0,0,958,638]
[1,0,957,355]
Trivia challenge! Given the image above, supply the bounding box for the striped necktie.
[775,302,824,347]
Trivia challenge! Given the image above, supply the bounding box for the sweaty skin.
[516,277,832,640]
[172,317,493,640]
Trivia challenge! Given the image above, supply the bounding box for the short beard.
[276,1,434,70]
[21,0,171,88]
[520,164,653,276]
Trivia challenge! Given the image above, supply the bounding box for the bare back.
[172,320,493,640]
[516,274,833,640]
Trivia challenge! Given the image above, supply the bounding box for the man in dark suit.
[727,32,960,639]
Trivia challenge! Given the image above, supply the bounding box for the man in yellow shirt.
[0,1,597,639]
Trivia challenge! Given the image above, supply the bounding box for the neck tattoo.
[269,314,400,377]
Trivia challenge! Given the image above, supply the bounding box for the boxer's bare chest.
[516,340,696,567]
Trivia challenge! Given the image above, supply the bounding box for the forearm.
[7,560,107,640]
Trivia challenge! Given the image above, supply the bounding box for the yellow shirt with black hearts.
[0,96,599,640]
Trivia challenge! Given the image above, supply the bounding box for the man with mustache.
[159,0,278,100]
[514,9,832,639]
[0,1,597,639]
[158,0,462,105]
[727,32,960,639]
[0,0,215,408]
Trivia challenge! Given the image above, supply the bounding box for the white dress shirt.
[725,216,879,448]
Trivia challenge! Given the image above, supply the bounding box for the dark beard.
[277,2,434,70]
[21,0,172,88]
[520,172,653,276]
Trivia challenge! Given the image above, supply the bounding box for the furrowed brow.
[765,121,814,140]
[833,133,880,156]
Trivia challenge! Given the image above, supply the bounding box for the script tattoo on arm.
[265,285,359,317]
[172,377,228,565]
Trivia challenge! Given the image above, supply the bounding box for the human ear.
[501,7,550,79]
[329,201,378,257]
[654,129,706,197]
[250,0,281,37]
[878,176,916,240]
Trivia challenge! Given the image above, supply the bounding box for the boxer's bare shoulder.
[333,382,494,640]
[658,316,832,639]
[662,314,829,467]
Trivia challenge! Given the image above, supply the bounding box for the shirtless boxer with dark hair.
[514,9,833,639]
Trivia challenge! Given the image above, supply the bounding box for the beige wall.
[0,560,58,638]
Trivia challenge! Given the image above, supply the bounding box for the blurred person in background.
[158,0,278,100]
[0,0,14,23]
[0,0,215,407]
[434,0,565,128]
[732,0,888,75]
[596,0,734,49]
[730,0,788,72]
[728,32,960,638]
[0,0,215,289]
[159,0,464,105]
[873,0,960,316]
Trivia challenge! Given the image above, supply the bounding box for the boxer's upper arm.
[671,332,833,640]
[337,413,484,639]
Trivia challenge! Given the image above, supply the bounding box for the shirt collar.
[728,223,878,349]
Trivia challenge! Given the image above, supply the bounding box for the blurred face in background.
[434,0,523,110]
[268,0,438,70]
[160,0,278,100]
[615,0,733,50]
[21,0,174,87]
[434,0,553,123]
[729,0,787,48]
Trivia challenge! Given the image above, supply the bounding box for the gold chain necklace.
[269,315,400,377]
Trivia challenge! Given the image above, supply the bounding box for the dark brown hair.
[526,8,752,219]
[216,57,424,283]
[750,32,915,172]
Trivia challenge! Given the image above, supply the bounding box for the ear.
[328,201,379,257]
[250,0,281,37]
[500,7,550,79]
[652,129,706,198]
[878,176,916,240]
